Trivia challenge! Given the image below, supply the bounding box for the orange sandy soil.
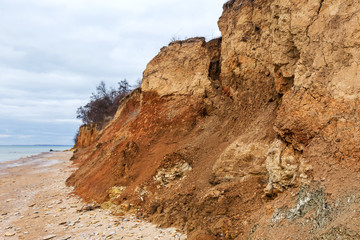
[0,151,186,240]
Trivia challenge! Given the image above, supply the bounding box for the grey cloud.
[0,0,226,145]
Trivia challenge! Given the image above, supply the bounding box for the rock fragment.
[59,236,71,240]
[4,232,16,237]
[43,234,57,240]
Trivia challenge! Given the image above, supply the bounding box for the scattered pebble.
[4,232,16,237]
[43,234,57,240]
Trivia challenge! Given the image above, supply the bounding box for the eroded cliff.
[73,124,99,149]
[68,1,360,239]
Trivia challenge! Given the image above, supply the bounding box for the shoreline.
[0,152,64,171]
[0,145,72,165]
[0,152,186,239]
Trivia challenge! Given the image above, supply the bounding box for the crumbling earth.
[68,0,360,239]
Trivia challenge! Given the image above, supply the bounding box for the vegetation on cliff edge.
[76,80,132,129]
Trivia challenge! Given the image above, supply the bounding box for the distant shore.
[0,151,186,239]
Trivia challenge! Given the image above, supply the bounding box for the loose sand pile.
[0,151,186,239]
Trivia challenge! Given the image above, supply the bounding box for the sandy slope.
[0,151,186,240]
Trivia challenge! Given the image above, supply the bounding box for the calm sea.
[0,145,72,163]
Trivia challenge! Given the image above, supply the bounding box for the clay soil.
[67,86,279,239]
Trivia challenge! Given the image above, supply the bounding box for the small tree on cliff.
[76,80,131,129]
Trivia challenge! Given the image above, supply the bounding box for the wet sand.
[0,151,186,239]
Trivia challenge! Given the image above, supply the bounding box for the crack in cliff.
[317,0,325,15]
[305,0,326,45]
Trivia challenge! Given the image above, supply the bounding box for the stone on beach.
[4,232,16,237]
[43,234,57,240]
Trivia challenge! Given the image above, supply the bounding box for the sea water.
[0,145,72,163]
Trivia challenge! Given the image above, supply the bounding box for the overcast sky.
[0,0,226,145]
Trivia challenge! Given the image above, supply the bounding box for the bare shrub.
[76,80,132,129]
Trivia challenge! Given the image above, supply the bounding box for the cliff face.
[69,0,360,239]
[142,37,221,97]
[73,124,99,149]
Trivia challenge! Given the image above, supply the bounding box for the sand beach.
[0,151,186,240]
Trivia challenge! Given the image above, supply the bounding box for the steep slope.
[68,1,360,239]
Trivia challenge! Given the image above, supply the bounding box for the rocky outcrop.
[210,139,269,186]
[68,0,360,239]
[264,138,312,197]
[217,0,360,238]
[142,37,221,97]
[153,153,192,187]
